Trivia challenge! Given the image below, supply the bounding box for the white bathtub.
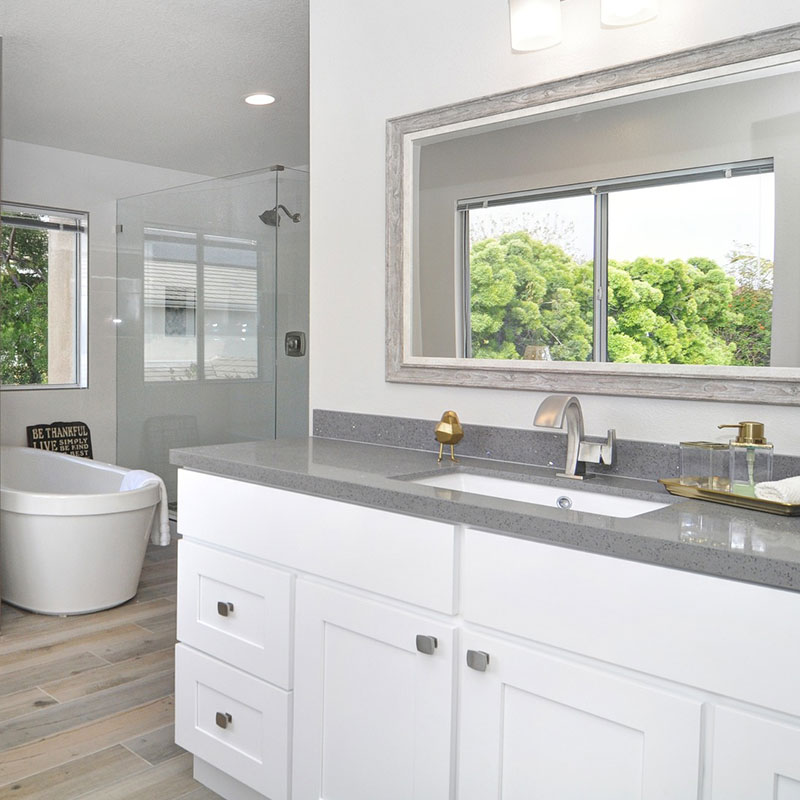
[0,446,161,615]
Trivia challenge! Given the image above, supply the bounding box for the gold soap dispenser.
[718,421,774,497]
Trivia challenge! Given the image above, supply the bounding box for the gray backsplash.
[313,409,800,483]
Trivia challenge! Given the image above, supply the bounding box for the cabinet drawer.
[463,528,800,716]
[177,539,292,688]
[178,469,457,613]
[175,644,290,799]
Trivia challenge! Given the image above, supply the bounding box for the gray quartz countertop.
[170,437,800,592]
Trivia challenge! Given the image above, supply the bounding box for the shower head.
[258,204,301,226]
[258,208,279,226]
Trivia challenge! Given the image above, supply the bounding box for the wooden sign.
[27,421,93,459]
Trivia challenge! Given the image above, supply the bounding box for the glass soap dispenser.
[718,421,773,497]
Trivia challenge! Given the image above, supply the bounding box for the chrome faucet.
[534,395,615,479]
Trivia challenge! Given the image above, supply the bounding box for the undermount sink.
[409,472,669,519]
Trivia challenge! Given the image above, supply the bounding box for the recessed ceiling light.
[245,93,276,106]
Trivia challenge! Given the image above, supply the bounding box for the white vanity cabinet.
[176,468,800,800]
[458,631,702,799]
[462,528,800,800]
[292,581,456,800]
[175,469,458,800]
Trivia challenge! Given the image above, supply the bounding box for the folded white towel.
[120,469,171,546]
[754,475,800,505]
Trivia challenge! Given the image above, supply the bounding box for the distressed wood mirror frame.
[386,24,800,404]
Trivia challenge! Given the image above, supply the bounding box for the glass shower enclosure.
[116,166,308,511]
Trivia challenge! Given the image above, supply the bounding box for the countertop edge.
[171,440,800,594]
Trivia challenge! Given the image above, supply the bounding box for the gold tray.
[659,477,800,516]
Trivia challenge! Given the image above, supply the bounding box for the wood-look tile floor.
[0,540,222,799]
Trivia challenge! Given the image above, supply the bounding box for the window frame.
[0,202,89,390]
[457,158,774,362]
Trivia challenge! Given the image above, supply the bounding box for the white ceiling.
[0,0,308,177]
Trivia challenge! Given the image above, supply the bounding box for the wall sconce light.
[509,0,563,52]
[509,0,658,52]
[600,0,658,27]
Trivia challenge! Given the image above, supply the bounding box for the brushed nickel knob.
[215,711,232,729]
[416,634,438,655]
[466,649,490,672]
[217,601,234,617]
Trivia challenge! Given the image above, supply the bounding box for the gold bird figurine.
[435,410,464,463]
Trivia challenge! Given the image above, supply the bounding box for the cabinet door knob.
[215,711,233,729]
[415,634,438,655]
[466,649,490,672]
[217,601,234,617]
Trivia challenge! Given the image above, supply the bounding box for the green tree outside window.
[1,220,50,384]
[470,231,772,367]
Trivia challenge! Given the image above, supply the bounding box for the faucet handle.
[577,428,616,468]
[600,429,616,465]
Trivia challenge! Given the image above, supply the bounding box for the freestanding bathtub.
[0,446,161,615]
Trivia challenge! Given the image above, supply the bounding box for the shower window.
[143,227,259,382]
[203,235,259,380]
[0,203,88,388]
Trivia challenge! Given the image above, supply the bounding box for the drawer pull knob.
[215,711,233,729]
[217,601,234,617]
[415,634,438,655]
[466,649,490,672]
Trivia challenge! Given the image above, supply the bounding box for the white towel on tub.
[120,470,171,546]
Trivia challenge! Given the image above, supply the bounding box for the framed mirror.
[386,24,800,404]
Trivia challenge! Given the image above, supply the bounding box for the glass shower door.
[116,166,308,510]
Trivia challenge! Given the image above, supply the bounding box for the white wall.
[309,0,800,455]
[1,140,206,462]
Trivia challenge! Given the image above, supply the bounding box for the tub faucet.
[534,395,615,480]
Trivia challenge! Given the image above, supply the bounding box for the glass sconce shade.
[601,0,658,26]
[509,0,563,52]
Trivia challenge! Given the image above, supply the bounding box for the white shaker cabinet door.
[458,632,703,800]
[292,580,456,800]
[711,707,800,799]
